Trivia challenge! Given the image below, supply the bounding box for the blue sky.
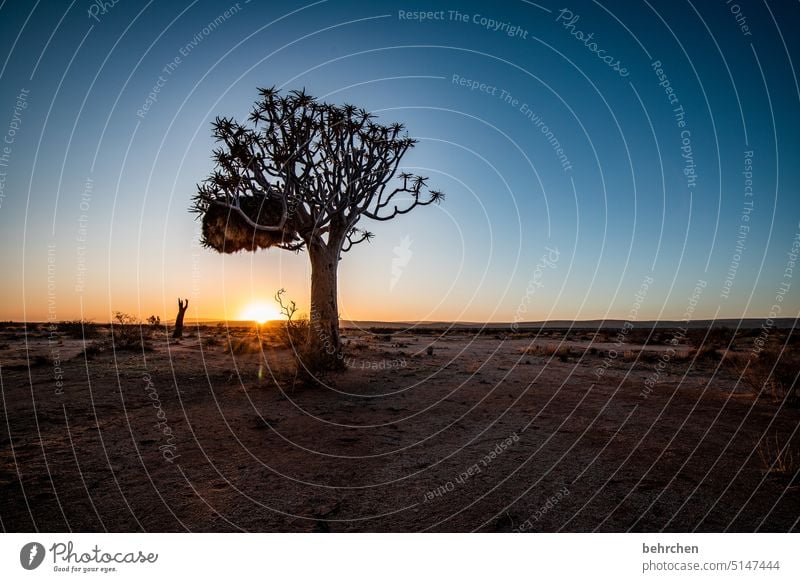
[0,0,797,323]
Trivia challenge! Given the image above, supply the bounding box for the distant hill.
[18,317,796,330]
[337,318,797,331]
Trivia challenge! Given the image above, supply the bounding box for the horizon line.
[9,316,797,327]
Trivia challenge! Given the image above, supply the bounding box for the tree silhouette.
[172,298,188,339]
[192,88,443,370]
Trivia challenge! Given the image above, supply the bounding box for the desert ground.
[1,320,798,532]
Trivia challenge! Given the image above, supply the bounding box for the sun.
[241,302,279,324]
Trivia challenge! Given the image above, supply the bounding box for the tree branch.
[210,195,288,232]
[340,227,374,254]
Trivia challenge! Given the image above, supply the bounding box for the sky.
[0,0,798,324]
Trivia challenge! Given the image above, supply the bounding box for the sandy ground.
[1,323,798,532]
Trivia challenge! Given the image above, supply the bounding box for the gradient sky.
[0,0,798,323]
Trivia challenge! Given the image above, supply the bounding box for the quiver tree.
[172,298,189,339]
[191,88,444,370]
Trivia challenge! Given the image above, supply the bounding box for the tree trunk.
[305,243,344,370]
[172,298,188,339]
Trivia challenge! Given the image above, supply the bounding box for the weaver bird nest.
[200,195,300,253]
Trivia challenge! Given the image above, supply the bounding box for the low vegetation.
[757,433,798,479]
[729,348,799,405]
[57,319,100,339]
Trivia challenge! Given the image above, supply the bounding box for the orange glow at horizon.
[240,302,280,324]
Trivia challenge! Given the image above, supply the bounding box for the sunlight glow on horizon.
[240,302,281,324]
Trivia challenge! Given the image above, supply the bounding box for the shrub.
[729,348,799,404]
[203,335,220,348]
[520,344,571,358]
[110,312,153,351]
[691,346,722,362]
[281,317,310,351]
[58,320,100,339]
[465,360,483,374]
[757,433,798,477]
[269,289,350,377]
[687,326,737,350]
[273,288,331,372]
[367,327,396,335]
[226,336,263,355]
[78,341,107,359]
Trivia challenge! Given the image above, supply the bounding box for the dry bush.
[78,312,153,357]
[202,335,220,348]
[272,288,345,374]
[520,344,572,358]
[729,348,799,404]
[673,349,697,360]
[688,326,737,349]
[226,336,263,355]
[520,344,543,356]
[689,346,723,362]
[78,341,108,359]
[279,317,310,351]
[58,320,100,339]
[110,312,153,351]
[757,434,798,477]
[270,289,348,376]
[465,360,484,374]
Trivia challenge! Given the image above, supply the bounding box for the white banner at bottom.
[1,533,797,581]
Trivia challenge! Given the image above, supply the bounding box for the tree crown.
[192,88,444,255]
